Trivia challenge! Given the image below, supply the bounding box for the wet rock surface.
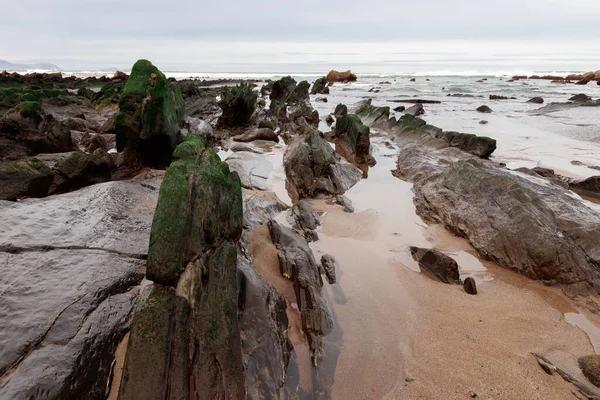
[0,180,157,399]
[409,247,460,284]
[334,114,375,167]
[397,144,600,296]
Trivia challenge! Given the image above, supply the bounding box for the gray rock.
[335,195,354,212]
[476,105,492,113]
[226,151,273,190]
[0,181,156,399]
[409,246,460,284]
[242,189,289,229]
[527,97,544,104]
[404,103,424,116]
[233,127,278,143]
[321,254,338,284]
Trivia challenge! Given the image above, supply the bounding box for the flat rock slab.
[0,180,158,399]
[226,151,274,191]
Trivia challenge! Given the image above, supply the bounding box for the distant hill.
[0,59,61,71]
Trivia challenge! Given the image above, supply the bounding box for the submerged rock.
[334,103,348,117]
[114,59,185,168]
[283,131,362,200]
[570,93,592,102]
[409,246,460,284]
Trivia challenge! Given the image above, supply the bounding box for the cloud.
[1,0,599,71]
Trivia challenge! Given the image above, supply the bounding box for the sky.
[2,0,600,73]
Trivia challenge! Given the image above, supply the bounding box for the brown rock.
[409,247,460,284]
[463,277,477,294]
[325,70,357,83]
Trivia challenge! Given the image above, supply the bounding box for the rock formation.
[325,70,357,83]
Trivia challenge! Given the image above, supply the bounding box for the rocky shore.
[1,63,600,399]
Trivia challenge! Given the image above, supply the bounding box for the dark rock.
[394,106,406,112]
[325,70,357,83]
[325,114,334,125]
[233,127,278,142]
[396,99,441,104]
[570,93,592,102]
[409,78,416,82]
[283,131,362,200]
[334,103,348,117]
[404,103,424,116]
[527,97,544,104]
[334,114,375,166]
[463,277,478,295]
[258,119,276,130]
[321,254,337,284]
[92,81,124,110]
[438,131,496,159]
[570,176,600,196]
[267,220,333,365]
[76,86,94,100]
[217,83,258,128]
[79,132,109,153]
[316,97,328,103]
[476,105,492,113]
[579,355,600,388]
[53,150,111,192]
[0,181,155,399]
[479,120,488,125]
[113,70,128,81]
[310,77,329,95]
[489,95,509,100]
[0,157,54,200]
[114,59,185,168]
[287,80,310,105]
[409,246,460,284]
[576,79,591,85]
[270,76,297,101]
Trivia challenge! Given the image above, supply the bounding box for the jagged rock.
[569,93,592,102]
[283,131,362,200]
[334,104,348,117]
[0,101,75,160]
[334,114,375,166]
[405,103,424,116]
[527,97,544,104]
[79,132,108,153]
[292,199,321,231]
[321,254,337,284]
[267,220,333,365]
[394,106,406,112]
[270,76,297,101]
[0,157,54,200]
[217,83,257,129]
[0,181,156,399]
[579,355,600,388]
[184,116,213,136]
[397,145,600,294]
[463,277,478,295]
[325,114,334,125]
[233,127,278,142]
[437,131,496,159]
[114,59,185,168]
[409,247,460,284]
[570,176,600,196]
[311,77,329,95]
[121,134,245,398]
[237,250,292,398]
[325,70,357,83]
[335,194,354,212]
[476,105,492,113]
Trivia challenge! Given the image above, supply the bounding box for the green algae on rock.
[217,83,257,128]
[310,77,329,95]
[334,114,374,166]
[114,59,185,168]
[0,157,54,200]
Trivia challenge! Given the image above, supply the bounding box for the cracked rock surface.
[0,180,158,399]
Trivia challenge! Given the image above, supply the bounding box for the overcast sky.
[2,0,600,72]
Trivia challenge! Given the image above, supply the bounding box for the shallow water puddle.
[565,313,600,353]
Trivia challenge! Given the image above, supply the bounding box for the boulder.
[476,105,492,113]
[0,157,54,200]
[579,355,600,388]
[570,93,592,102]
[233,127,278,143]
[242,189,289,229]
[334,103,348,117]
[320,254,338,284]
[311,77,329,95]
[335,194,354,212]
[334,114,375,166]
[438,131,496,159]
[217,83,257,128]
[325,70,357,83]
[527,97,544,104]
[409,247,460,284]
[489,95,509,100]
[270,76,297,101]
[283,131,362,200]
[0,181,156,399]
[463,277,478,295]
[570,176,600,196]
[286,80,310,105]
[396,145,600,294]
[225,151,273,191]
[92,81,124,110]
[79,132,108,153]
[114,59,185,168]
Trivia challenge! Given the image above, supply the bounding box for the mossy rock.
[217,83,257,128]
[258,119,276,130]
[286,80,310,104]
[92,82,124,109]
[0,158,54,200]
[114,59,185,167]
[147,148,243,285]
[580,355,600,388]
[335,114,372,165]
[172,134,206,160]
[334,103,348,117]
[54,151,111,190]
[310,77,328,95]
[270,76,296,101]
